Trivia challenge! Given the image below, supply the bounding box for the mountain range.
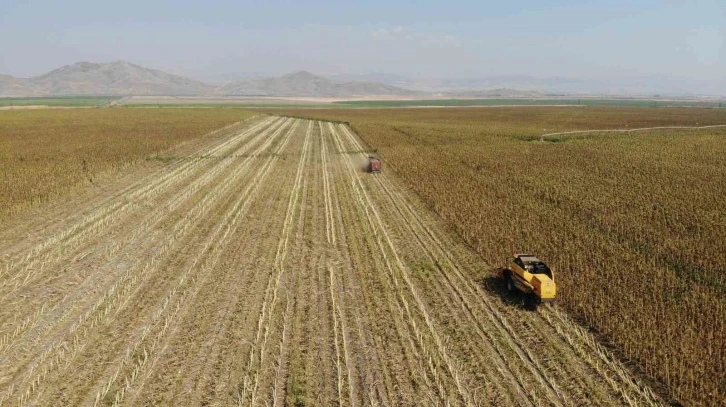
[2,60,724,98]
[0,61,418,97]
[327,73,726,97]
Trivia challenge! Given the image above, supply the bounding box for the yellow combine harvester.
[502,253,556,306]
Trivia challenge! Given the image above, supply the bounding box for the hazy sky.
[1,0,724,80]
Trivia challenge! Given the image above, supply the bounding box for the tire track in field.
[270,123,314,407]
[320,121,337,246]
[331,165,422,406]
[278,127,326,407]
[327,122,429,406]
[315,123,350,406]
[239,120,311,407]
[322,123,359,407]
[328,122,442,406]
[321,122,391,407]
[330,122,474,407]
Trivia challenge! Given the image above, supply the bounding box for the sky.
[0,0,724,82]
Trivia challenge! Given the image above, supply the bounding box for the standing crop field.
[0,108,256,219]
[1,114,666,406]
[265,107,726,407]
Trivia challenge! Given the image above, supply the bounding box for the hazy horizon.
[1,1,723,78]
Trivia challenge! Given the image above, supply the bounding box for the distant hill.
[328,73,726,97]
[216,70,418,97]
[3,61,725,98]
[0,61,214,97]
[0,74,36,96]
[0,63,419,97]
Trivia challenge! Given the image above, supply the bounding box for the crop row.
[266,107,726,407]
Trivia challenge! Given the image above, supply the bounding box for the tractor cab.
[516,255,553,279]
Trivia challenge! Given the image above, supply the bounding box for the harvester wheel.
[506,275,514,292]
[525,294,539,311]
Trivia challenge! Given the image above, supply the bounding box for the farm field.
[0,115,665,406]
[0,97,121,107]
[0,108,256,219]
[266,107,726,407]
[333,98,726,108]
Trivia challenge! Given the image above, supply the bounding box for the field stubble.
[0,113,668,406]
[0,108,257,220]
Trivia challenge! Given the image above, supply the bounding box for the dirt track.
[0,116,664,406]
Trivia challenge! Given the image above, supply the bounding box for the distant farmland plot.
[0,108,255,218]
[334,97,726,108]
[265,106,726,407]
[0,96,121,107]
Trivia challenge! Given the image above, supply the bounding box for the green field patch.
[0,96,121,107]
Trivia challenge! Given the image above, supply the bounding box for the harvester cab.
[367,156,381,173]
[503,253,556,306]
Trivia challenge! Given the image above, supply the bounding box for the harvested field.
[265,107,726,407]
[0,115,664,406]
[0,108,256,219]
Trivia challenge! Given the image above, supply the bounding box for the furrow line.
[330,123,469,406]
[321,121,337,245]
[98,117,298,407]
[4,118,292,406]
[0,116,274,284]
[249,120,311,407]
[0,116,278,295]
[328,121,443,406]
[322,122,390,407]
[0,117,289,363]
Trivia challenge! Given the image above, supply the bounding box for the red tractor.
[367,156,381,173]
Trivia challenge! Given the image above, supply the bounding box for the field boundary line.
[539,124,726,141]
